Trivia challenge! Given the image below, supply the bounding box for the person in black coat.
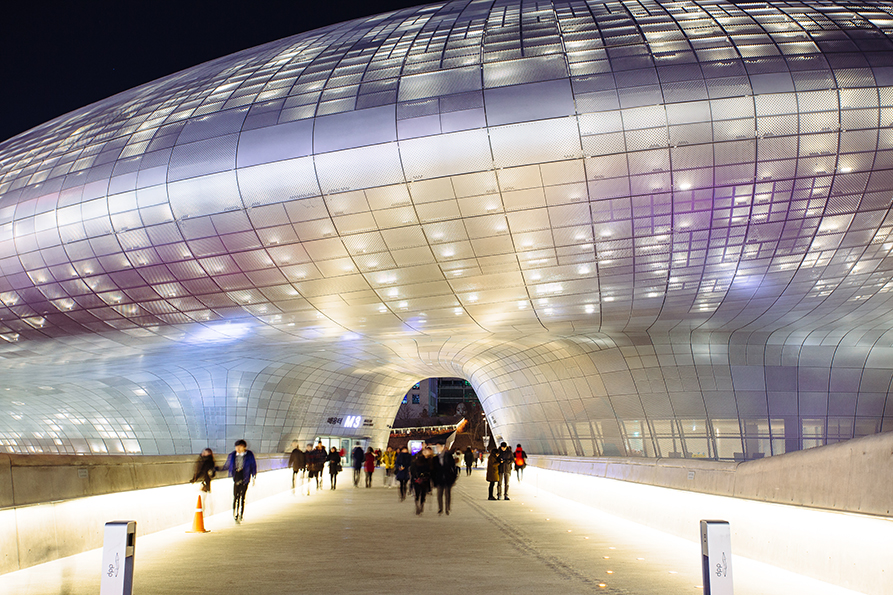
[410,447,435,515]
[463,446,474,476]
[486,447,501,500]
[497,442,513,500]
[351,442,365,487]
[306,443,327,494]
[326,446,341,489]
[191,448,216,492]
[394,446,412,501]
[288,444,306,488]
[432,446,459,515]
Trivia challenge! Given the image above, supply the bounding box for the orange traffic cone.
[186,495,210,533]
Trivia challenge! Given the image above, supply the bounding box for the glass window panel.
[714,437,744,460]
[801,418,825,449]
[620,419,654,457]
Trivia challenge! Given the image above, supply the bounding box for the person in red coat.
[363,447,376,488]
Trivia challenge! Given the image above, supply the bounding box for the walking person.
[514,444,528,481]
[497,441,513,500]
[433,446,459,515]
[410,447,435,515]
[395,446,412,501]
[288,443,306,489]
[223,440,257,523]
[364,447,376,487]
[191,448,216,493]
[381,446,396,487]
[463,446,474,476]
[306,443,326,494]
[486,446,501,500]
[327,446,342,489]
[351,442,365,487]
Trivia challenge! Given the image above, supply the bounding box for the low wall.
[529,430,893,516]
[0,453,291,575]
[527,432,893,594]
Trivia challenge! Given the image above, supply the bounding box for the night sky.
[0,0,425,144]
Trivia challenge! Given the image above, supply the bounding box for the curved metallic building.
[2,0,893,458]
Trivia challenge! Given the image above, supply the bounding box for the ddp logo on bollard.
[700,520,733,595]
[100,521,136,595]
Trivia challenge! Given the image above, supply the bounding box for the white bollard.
[700,520,733,595]
[100,521,136,595]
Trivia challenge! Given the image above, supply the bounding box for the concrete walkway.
[4,467,863,595]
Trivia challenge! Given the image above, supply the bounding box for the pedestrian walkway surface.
[4,468,864,595]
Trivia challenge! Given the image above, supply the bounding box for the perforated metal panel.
[2,0,893,459]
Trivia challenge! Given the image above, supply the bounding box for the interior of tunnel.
[1,329,889,459]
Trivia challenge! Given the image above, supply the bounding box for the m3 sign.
[326,415,374,428]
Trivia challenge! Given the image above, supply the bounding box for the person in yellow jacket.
[381,446,397,488]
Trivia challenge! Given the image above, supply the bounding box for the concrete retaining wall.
[0,453,290,575]
[527,432,893,594]
[528,430,893,517]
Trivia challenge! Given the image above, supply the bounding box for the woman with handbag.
[327,446,342,489]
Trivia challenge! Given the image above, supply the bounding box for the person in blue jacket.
[223,439,257,523]
[351,442,365,487]
[394,446,412,501]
